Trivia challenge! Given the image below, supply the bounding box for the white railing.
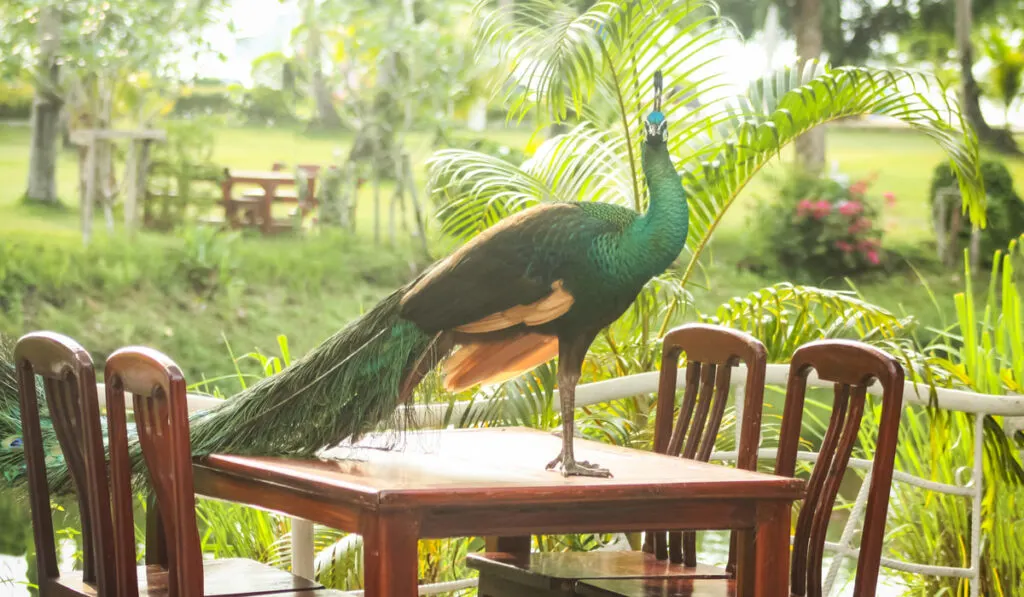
[142,362,1024,597]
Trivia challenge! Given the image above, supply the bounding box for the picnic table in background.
[220,164,320,234]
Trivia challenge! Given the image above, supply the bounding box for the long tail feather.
[2,287,444,495]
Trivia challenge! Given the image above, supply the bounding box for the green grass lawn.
[1,122,1022,378]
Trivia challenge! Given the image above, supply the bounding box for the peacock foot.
[545,453,612,478]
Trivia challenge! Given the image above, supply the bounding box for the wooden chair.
[576,339,906,597]
[14,331,116,596]
[104,345,343,596]
[467,323,768,596]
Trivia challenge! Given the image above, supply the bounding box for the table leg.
[221,180,236,227]
[733,529,755,597]
[753,500,791,597]
[261,183,275,235]
[362,510,420,597]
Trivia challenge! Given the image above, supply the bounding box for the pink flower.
[866,250,880,265]
[834,241,853,253]
[809,200,831,220]
[854,218,873,233]
[797,199,814,215]
[883,191,896,206]
[838,201,863,216]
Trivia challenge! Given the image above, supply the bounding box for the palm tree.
[429,0,987,291]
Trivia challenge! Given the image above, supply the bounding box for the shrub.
[929,158,1024,264]
[171,85,236,117]
[237,86,297,126]
[749,167,890,279]
[145,118,224,230]
[0,82,34,120]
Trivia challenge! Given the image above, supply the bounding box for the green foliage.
[701,283,914,363]
[881,238,1024,595]
[930,159,1024,264]
[171,85,237,118]
[177,226,242,299]
[0,227,415,383]
[237,86,298,126]
[0,81,33,119]
[145,118,224,230]
[926,236,1024,398]
[879,406,1024,596]
[435,0,986,295]
[749,168,890,278]
[979,26,1024,122]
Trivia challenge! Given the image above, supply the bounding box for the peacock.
[1,71,687,487]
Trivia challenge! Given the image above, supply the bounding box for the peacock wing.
[399,203,598,333]
[398,202,629,392]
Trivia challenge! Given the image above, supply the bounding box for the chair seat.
[468,550,730,590]
[575,577,736,597]
[53,558,342,596]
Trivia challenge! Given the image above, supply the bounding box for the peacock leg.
[545,341,611,478]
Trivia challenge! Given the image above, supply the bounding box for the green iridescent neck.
[630,138,689,275]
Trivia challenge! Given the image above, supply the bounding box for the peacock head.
[644,69,667,144]
[644,111,667,144]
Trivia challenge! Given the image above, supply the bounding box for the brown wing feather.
[454,280,574,334]
[444,334,559,392]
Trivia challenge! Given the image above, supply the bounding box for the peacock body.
[1,73,688,486]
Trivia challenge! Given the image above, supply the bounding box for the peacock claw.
[545,454,613,478]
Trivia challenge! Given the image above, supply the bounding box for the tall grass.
[882,235,1024,596]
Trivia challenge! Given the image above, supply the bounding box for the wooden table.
[192,427,804,597]
[220,169,303,234]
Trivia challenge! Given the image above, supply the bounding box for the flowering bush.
[750,167,890,278]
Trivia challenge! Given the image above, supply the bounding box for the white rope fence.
[133,361,1023,597]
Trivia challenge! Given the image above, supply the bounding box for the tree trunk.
[955,0,1021,154]
[25,5,62,204]
[793,0,826,174]
[305,0,342,129]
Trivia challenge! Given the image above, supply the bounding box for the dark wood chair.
[103,345,343,596]
[467,323,769,596]
[577,339,906,597]
[14,331,116,596]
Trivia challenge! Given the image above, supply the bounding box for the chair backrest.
[14,331,114,592]
[776,340,904,597]
[644,323,768,566]
[105,346,203,597]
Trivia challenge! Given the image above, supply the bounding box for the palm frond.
[427,123,630,240]
[701,282,916,362]
[474,0,743,210]
[679,63,986,288]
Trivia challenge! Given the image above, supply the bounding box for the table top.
[223,169,295,183]
[197,427,804,510]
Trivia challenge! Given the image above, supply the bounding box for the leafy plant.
[176,226,241,298]
[979,26,1024,132]
[881,236,1024,595]
[930,159,1024,266]
[145,117,224,230]
[748,167,892,278]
